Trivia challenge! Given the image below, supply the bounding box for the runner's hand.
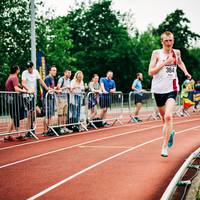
[164,55,175,65]
[185,73,192,80]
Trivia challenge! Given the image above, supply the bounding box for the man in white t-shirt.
[22,61,49,137]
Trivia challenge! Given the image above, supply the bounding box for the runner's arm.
[176,50,191,79]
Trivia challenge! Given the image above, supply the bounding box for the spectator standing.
[42,65,58,136]
[88,74,101,119]
[22,61,49,137]
[131,73,145,122]
[70,71,85,123]
[5,65,27,141]
[57,69,73,134]
[99,71,116,124]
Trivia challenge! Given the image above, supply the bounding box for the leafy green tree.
[63,0,141,91]
[37,16,75,77]
[133,27,160,88]
[0,0,31,88]
[188,48,200,81]
[154,9,200,50]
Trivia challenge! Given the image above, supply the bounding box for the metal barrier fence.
[174,92,194,117]
[128,91,188,122]
[0,91,38,139]
[1,90,196,140]
[44,91,88,136]
[128,91,160,122]
[86,92,123,129]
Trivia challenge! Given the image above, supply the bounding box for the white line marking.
[27,125,200,200]
[0,124,161,169]
[79,145,131,149]
[0,118,199,169]
[0,119,161,151]
[0,117,198,151]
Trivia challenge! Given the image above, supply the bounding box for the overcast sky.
[42,0,200,35]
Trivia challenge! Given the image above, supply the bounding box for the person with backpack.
[56,69,73,134]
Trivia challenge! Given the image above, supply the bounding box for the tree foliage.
[1,1,200,92]
[0,0,31,88]
[36,16,74,76]
[154,9,200,50]
[62,0,141,91]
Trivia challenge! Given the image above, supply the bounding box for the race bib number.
[165,65,176,79]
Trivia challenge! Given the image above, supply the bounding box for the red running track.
[0,115,200,200]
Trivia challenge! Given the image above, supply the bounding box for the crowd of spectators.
[3,62,199,141]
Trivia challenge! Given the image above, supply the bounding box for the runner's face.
[161,35,174,51]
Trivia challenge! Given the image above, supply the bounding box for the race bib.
[165,64,177,79]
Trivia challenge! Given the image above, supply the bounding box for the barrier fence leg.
[29,130,39,140]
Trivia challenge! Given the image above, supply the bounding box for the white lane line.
[0,124,161,169]
[0,117,198,151]
[0,118,199,169]
[0,119,162,151]
[79,145,131,149]
[27,125,200,200]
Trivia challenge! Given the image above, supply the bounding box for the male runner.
[148,31,191,157]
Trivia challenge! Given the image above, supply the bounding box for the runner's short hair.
[161,31,174,41]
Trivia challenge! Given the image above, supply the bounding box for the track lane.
[0,117,199,199]
[0,118,199,167]
[29,126,200,200]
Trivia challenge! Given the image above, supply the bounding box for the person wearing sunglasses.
[148,31,191,157]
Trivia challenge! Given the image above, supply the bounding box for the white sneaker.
[60,128,65,134]
[63,127,73,134]
[161,145,168,157]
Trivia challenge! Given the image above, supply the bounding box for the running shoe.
[131,117,139,123]
[135,117,142,122]
[103,122,111,127]
[168,130,175,148]
[161,145,168,157]
[16,135,27,141]
[25,131,35,138]
[43,129,55,136]
[63,127,73,134]
[59,128,65,135]
[4,135,15,142]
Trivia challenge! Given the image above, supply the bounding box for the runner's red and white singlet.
[151,49,179,94]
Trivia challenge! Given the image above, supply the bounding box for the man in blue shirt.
[43,65,57,136]
[131,73,145,122]
[99,71,116,121]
